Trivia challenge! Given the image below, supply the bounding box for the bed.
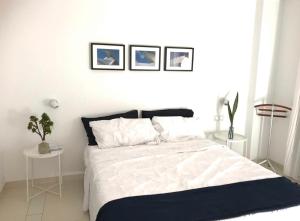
[83,139,300,221]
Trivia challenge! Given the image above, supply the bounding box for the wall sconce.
[215,91,231,122]
[220,97,229,106]
[49,99,59,109]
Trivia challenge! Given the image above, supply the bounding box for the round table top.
[24,146,63,159]
[214,130,247,142]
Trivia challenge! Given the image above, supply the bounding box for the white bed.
[83,139,300,221]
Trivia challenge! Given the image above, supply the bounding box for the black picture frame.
[90,43,125,70]
[164,47,194,71]
[129,45,161,71]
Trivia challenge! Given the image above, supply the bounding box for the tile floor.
[0,175,89,221]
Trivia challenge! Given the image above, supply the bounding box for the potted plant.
[227,92,239,139]
[27,113,54,154]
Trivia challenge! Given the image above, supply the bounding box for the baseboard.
[5,170,84,182]
[63,171,84,176]
[4,172,84,189]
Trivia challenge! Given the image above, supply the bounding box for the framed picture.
[129,45,161,71]
[164,47,194,71]
[91,43,125,70]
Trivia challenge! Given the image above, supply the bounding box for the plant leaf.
[232,92,239,117]
[227,103,233,124]
[30,116,38,122]
[27,122,33,130]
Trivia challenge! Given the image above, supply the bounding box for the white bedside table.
[213,131,247,157]
[23,146,63,201]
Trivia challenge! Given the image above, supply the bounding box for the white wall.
[0,0,257,181]
[269,0,300,164]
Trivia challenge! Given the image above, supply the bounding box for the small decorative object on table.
[27,113,54,154]
[226,92,239,139]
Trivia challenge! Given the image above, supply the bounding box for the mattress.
[83,139,300,221]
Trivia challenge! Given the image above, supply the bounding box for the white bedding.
[83,139,300,221]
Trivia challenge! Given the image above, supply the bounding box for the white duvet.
[83,139,300,221]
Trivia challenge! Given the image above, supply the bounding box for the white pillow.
[152,116,206,142]
[90,117,159,148]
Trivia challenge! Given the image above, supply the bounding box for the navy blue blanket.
[96,177,300,221]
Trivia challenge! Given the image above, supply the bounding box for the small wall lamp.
[49,99,59,109]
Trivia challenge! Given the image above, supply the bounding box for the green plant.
[27,113,54,141]
[227,92,239,127]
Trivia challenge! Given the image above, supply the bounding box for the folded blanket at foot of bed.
[96,177,300,221]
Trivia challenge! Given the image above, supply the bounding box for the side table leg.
[31,159,34,187]
[58,154,62,198]
[26,156,29,202]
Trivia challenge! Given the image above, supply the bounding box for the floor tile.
[0,175,88,221]
[26,214,42,221]
[0,184,27,199]
[43,178,89,221]
[0,197,28,221]
[27,193,46,215]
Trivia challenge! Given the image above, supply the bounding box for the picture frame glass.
[91,44,124,70]
[165,47,194,71]
[130,46,160,70]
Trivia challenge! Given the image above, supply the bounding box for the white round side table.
[23,146,63,202]
[213,131,247,157]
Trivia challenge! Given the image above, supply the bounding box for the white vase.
[228,126,234,139]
